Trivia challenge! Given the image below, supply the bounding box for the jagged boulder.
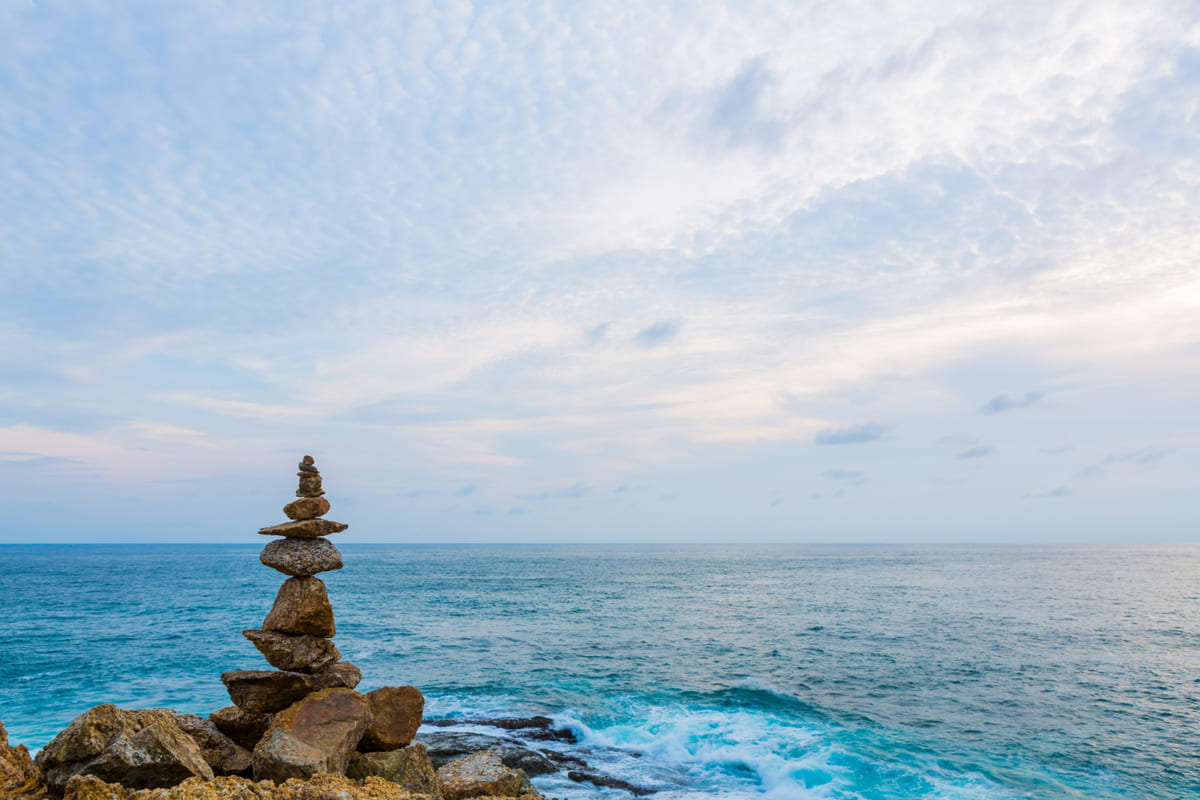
[348,743,443,799]
[359,687,424,752]
[35,705,213,793]
[435,751,536,800]
[252,688,370,783]
[208,707,274,752]
[1,719,48,798]
[167,713,252,777]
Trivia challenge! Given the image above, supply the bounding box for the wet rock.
[1,719,48,798]
[242,629,341,673]
[252,688,370,783]
[257,518,348,539]
[259,537,343,578]
[208,706,273,752]
[167,713,251,777]
[568,770,656,796]
[35,705,213,794]
[282,496,330,521]
[436,751,535,800]
[222,671,311,715]
[423,718,576,744]
[262,577,336,637]
[418,733,556,777]
[359,687,424,752]
[347,743,442,798]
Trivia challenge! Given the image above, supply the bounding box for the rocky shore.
[0,458,554,800]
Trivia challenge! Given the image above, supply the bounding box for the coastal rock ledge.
[61,772,514,799]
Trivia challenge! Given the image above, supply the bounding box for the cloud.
[982,392,1044,414]
[822,468,863,480]
[1081,447,1168,476]
[455,483,478,497]
[586,323,610,343]
[1024,486,1071,499]
[706,58,785,152]
[523,482,589,500]
[814,424,889,445]
[954,445,994,460]
[633,319,682,348]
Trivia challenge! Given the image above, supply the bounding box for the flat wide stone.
[242,629,340,673]
[257,518,347,539]
[282,496,330,521]
[359,686,424,752]
[221,672,310,715]
[221,665,362,716]
[251,688,370,783]
[262,577,335,637]
[259,537,343,577]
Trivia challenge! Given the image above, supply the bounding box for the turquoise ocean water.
[1,543,1197,799]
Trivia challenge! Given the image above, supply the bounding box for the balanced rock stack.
[220,455,359,722]
[214,456,428,786]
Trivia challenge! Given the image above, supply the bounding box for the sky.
[1,0,1198,543]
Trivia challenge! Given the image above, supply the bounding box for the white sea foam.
[555,699,1019,800]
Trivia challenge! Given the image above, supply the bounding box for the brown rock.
[64,772,439,799]
[435,751,535,800]
[282,496,330,521]
[348,744,442,798]
[62,774,127,800]
[298,455,318,474]
[359,687,424,752]
[257,518,347,539]
[243,630,341,673]
[251,688,370,783]
[208,707,274,752]
[168,713,252,777]
[221,672,311,715]
[259,538,344,578]
[35,705,213,794]
[1,719,48,798]
[296,473,324,497]
[306,662,362,692]
[262,577,335,637]
[221,665,362,716]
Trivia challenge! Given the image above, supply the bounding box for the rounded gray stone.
[260,537,343,577]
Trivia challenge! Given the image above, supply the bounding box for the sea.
[1,543,1197,799]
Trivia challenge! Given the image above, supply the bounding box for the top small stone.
[298,455,319,474]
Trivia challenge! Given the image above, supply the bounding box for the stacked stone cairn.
[11,455,543,799]
[211,456,432,786]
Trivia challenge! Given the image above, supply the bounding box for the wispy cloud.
[523,482,590,501]
[814,424,889,445]
[954,445,994,460]
[982,392,1044,414]
[633,319,682,348]
[1024,486,1072,499]
[823,468,864,480]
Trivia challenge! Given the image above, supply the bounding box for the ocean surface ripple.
[1,543,1197,799]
